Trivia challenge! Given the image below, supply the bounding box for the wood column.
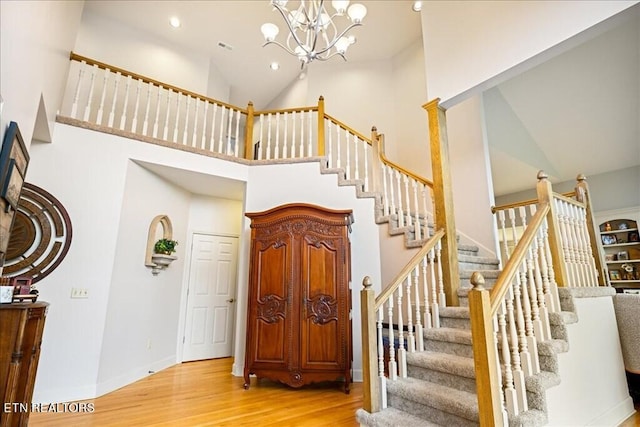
[575,174,607,286]
[317,96,325,157]
[360,276,380,413]
[468,273,504,427]
[423,99,460,306]
[536,171,568,287]
[244,101,255,160]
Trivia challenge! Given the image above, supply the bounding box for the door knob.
[227,298,235,303]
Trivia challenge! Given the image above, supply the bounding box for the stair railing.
[360,229,446,413]
[471,171,607,426]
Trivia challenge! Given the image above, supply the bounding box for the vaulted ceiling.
[82,1,639,198]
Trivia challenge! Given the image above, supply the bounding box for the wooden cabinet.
[599,218,640,292]
[0,302,48,427]
[243,203,353,393]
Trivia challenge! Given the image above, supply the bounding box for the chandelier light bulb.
[331,0,350,15]
[261,23,280,42]
[334,37,351,54]
[347,3,367,23]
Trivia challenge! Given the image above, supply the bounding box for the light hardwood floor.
[29,358,362,426]
[28,357,640,426]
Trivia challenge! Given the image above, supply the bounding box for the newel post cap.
[470,272,485,290]
[537,170,548,181]
[362,276,372,289]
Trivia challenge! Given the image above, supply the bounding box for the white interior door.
[183,233,238,361]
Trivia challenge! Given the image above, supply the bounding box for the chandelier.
[260,0,367,67]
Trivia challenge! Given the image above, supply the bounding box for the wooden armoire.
[243,203,353,393]
[0,301,49,427]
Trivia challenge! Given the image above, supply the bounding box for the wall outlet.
[146,339,152,349]
[70,288,89,298]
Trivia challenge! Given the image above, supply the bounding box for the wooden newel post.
[468,272,504,427]
[370,127,383,194]
[244,101,255,160]
[536,170,568,287]
[575,174,607,286]
[317,96,325,157]
[423,99,460,306]
[360,276,380,413]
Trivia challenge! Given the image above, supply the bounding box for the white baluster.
[107,72,121,128]
[345,130,351,180]
[413,180,422,241]
[377,307,388,409]
[387,296,397,381]
[519,260,540,375]
[403,175,412,228]
[354,136,360,181]
[497,300,519,416]
[226,107,233,155]
[283,113,289,158]
[421,255,432,329]
[274,112,281,159]
[428,247,440,327]
[200,101,209,149]
[307,110,312,156]
[387,166,396,221]
[192,97,200,147]
[131,78,142,133]
[266,113,272,160]
[334,123,341,169]
[396,170,405,228]
[96,67,109,125]
[142,82,152,136]
[405,276,415,352]
[152,85,163,139]
[83,65,97,122]
[162,88,171,141]
[413,266,424,351]
[291,111,297,158]
[182,95,191,144]
[234,109,241,157]
[218,105,227,154]
[436,241,446,307]
[172,92,181,142]
[396,284,407,378]
[505,287,527,413]
[299,111,304,158]
[363,140,370,192]
[382,164,390,217]
[542,217,562,310]
[119,75,132,130]
[70,61,86,119]
[209,103,218,152]
[257,114,264,160]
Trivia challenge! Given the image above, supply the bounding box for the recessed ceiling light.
[412,1,422,12]
[270,62,280,71]
[169,16,181,28]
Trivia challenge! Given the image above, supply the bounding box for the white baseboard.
[32,383,98,406]
[95,356,175,399]
[586,396,635,426]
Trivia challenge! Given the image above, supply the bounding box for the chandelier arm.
[314,51,347,62]
[313,22,362,56]
[271,2,312,54]
[262,40,299,57]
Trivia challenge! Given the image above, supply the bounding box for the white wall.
[421,1,639,107]
[96,162,191,395]
[74,10,220,101]
[233,161,383,382]
[27,123,248,403]
[447,96,498,255]
[0,0,83,146]
[545,296,634,425]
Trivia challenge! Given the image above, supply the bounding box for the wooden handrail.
[552,192,584,208]
[324,113,372,143]
[374,229,445,310]
[70,52,246,113]
[379,151,433,189]
[491,191,575,213]
[253,105,318,115]
[488,202,550,315]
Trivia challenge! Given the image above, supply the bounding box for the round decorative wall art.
[2,182,72,283]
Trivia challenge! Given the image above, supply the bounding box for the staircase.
[353,245,585,426]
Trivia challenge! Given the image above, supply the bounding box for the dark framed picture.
[617,251,629,261]
[629,231,639,243]
[609,269,621,281]
[0,121,29,206]
[10,276,32,295]
[601,234,617,245]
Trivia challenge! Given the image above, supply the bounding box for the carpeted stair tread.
[548,310,578,325]
[459,269,501,280]
[423,327,472,345]
[509,408,548,427]
[524,369,561,393]
[355,407,443,427]
[406,351,475,379]
[439,306,470,319]
[537,338,569,355]
[458,253,500,266]
[387,377,479,422]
